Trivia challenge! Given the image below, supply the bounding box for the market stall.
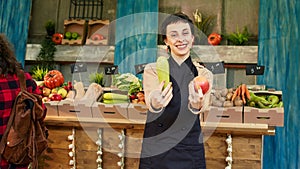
[42,115,276,169]
[33,67,284,169]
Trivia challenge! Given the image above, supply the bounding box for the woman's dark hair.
[160,12,195,40]
[0,34,22,75]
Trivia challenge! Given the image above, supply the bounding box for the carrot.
[231,86,240,101]
[241,84,246,104]
[245,87,251,100]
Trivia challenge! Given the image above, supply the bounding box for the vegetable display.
[247,92,283,108]
[156,56,170,89]
[112,73,142,95]
[210,84,284,109]
[102,93,129,104]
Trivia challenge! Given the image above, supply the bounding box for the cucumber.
[102,99,129,104]
[103,93,129,100]
[156,56,170,89]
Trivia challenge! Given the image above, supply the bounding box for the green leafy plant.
[225,26,250,45]
[31,66,49,81]
[89,72,104,86]
[45,20,55,36]
[36,37,56,70]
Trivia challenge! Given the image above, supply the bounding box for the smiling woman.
[139,12,213,169]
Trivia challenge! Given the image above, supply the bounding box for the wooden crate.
[91,102,128,119]
[61,19,87,45]
[57,100,93,117]
[244,107,284,126]
[44,101,59,116]
[244,90,284,126]
[86,20,109,45]
[203,106,243,123]
[127,104,147,122]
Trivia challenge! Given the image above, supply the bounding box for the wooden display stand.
[40,116,275,169]
[86,20,109,45]
[61,19,87,45]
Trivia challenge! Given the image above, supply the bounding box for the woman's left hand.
[188,81,204,110]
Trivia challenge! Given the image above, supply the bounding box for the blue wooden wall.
[0,0,32,67]
[258,0,300,168]
[115,0,158,75]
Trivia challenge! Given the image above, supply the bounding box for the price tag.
[105,65,118,75]
[71,63,87,73]
[135,63,147,74]
[201,61,225,74]
[246,65,265,75]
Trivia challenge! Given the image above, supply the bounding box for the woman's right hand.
[149,81,173,111]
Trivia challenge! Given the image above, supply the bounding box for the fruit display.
[40,80,72,101]
[91,33,105,41]
[64,31,80,40]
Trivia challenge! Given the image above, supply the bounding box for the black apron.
[139,56,206,169]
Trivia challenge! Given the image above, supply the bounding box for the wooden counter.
[39,116,275,169]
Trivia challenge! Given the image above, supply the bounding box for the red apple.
[49,93,62,101]
[91,33,104,41]
[193,76,209,94]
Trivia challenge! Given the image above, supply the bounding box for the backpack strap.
[0,70,26,155]
[17,70,27,92]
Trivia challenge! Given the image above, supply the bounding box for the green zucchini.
[156,56,170,89]
[103,93,129,101]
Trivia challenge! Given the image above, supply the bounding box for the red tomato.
[52,33,64,45]
[44,70,64,89]
[208,33,222,45]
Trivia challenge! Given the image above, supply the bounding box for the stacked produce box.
[205,85,284,126]
[38,69,283,126]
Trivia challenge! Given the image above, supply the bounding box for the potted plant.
[89,72,104,86]
[224,26,250,45]
[31,66,49,86]
[45,20,55,37]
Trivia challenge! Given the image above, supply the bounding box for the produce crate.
[57,100,93,117]
[86,20,109,45]
[91,102,128,119]
[127,103,148,122]
[61,19,87,45]
[203,106,243,123]
[243,107,284,126]
[44,101,59,116]
[244,90,284,126]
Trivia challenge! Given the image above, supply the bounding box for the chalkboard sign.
[105,65,118,75]
[201,61,225,74]
[71,63,87,73]
[246,65,265,75]
[135,63,148,74]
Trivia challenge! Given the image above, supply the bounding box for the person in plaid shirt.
[0,34,44,169]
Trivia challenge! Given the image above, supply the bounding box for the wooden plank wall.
[39,126,262,169]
